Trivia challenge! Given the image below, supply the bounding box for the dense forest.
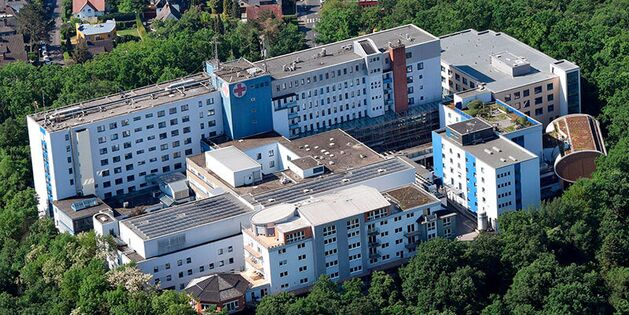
[0,0,626,314]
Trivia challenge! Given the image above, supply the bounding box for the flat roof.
[53,196,111,220]
[121,193,251,240]
[30,73,215,132]
[188,129,413,205]
[209,58,268,83]
[440,29,573,92]
[448,118,494,135]
[547,114,606,155]
[254,158,412,206]
[275,216,310,234]
[251,203,295,225]
[437,129,537,168]
[290,156,320,170]
[77,20,115,36]
[462,102,540,133]
[283,129,383,173]
[297,185,390,226]
[190,153,413,207]
[206,146,261,172]
[211,131,289,151]
[384,185,439,210]
[254,24,438,79]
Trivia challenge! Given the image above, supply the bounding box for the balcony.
[245,256,264,272]
[383,77,392,84]
[368,239,380,247]
[367,228,379,236]
[405,242,419,251]
[369,251,381,259]
[289,121,301,129]
[404,230,420,237]
[288,111,299,119]
[244,244,262,259]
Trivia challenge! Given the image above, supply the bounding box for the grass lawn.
[117,28,141,38]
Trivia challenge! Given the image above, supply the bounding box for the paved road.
[46,0,64,64]
[296,0,321,47]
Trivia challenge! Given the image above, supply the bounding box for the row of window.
[97,100,216,133]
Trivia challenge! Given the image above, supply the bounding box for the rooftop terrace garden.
[463,100,532,133]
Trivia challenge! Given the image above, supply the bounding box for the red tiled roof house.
[73,0,105,20]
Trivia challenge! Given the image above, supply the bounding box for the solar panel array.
[123,193,251,240]
[254,158,412,206]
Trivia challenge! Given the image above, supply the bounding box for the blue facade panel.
[465,152,477,212]
[220,75,274,139]
[432,132,443,180]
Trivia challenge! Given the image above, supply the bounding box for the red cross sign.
[233,83,247,98]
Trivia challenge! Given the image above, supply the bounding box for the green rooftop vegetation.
[463,101,532,133]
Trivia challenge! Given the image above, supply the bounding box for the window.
[347,218,359,230]
[535,108,544,116]
[534,86,542,94]
[323,225,336,237]
[535,97,543,105]
[547,83,554,90]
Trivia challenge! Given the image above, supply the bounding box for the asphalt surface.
[45,0,64,64]
[296,0,321,47]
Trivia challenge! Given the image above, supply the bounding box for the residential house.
[73,0,105,20]
[75,19,116,54]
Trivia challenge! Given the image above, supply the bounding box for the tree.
[315,0,362,44]
[400,238,467,305]
[504,254,558,312]
[368,271,400,309]
[267,22,306,57]
[16,3,53,49]
[72,44,92,64]
[118,0,146,14]
[151,290,196,315]
[256,292,296,315]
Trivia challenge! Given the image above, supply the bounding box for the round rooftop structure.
[251,203,296,226]
[546,114,606,183]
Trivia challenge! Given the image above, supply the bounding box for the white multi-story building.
[205,24,442,139]
[432,118,541,229]
[28,25,444,217]
[440,29,581,127]
[27,74,224,215]
[240,184,451,298]
[93,191,254,291]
